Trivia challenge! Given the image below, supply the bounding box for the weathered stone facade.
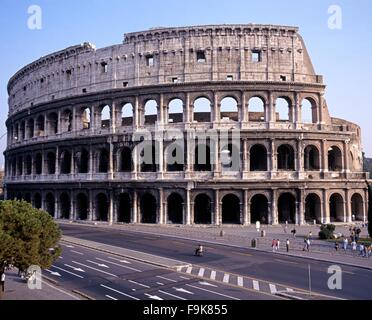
[4,24,370,225]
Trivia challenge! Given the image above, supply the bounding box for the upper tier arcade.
[8,24,322,116]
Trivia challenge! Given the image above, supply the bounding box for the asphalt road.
[60,224,372,300]
[44,242,276,300]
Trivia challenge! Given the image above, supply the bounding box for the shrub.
[319,224,336,240]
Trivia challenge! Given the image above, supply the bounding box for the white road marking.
[70,250,84,256]
[180,276,190,280]
[198,268,205,277]
[237,277,244,287]
[199,281,218,288]
[174,287,194,295]
[128,280,150,289]
[59,256,63,260]
[72,261,118,277]
[186,267,192,274]
[156,282,165,286]
[101,284,139,300]
[86,260,109,268]
[107,256,131,264]
[95,258,141,272]
[223,274,230,284]
[269,284,277,294]
[64,264,85,273]
[159,290,187,300]
[144,293,163,301]
[287,288,294,292]
[45,270,61,277]
[210,271,216,281]
[62,244,75,248]
[106,295,118,301]
[253,280,260,291]
[186,284,240,300]
[156,276,177,283]
[176,266,183,272]
[51,266,84,279]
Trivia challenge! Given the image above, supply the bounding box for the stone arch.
[25,155,32,175]
[248,96,266,122]
[33,192,42,209]
[95,193,108,221]
[328,146,343,171]
[98,148,109,173]
[45,193,55,217]
[20,121,25,141]
[27,118,35,138]
[168,98,184,123]
[221,194,241,224]
[250,194,269,225]
[140,141,157,172]
[193,97,212,123]
[60,150,72,174]
[24,193,31,203]
[61,109,73,132]
[275,97,292,122]
[140,193,157,224]
[221,142,240,172]
[194,193,212,224]
[166,143,184,172]
[167,193,184,224]
[100,105,111,129]
[278,192,296,224]
[121,103,134,126]
[76,193,88,220]
[250,144,268,171]
[302,97,317,124]
[59,193,70,220]
[277,144,295,170]
[35,153,43,175]
[194,141,211,172]
[119,147,133,172]
[220,97,238,122]
[305,194,321,223]
[17,156,23,176]
[36,115,45,136]
[304,145,320,171]
[118,193,131,223]
[329,193,344,222]
[75,148,89,174]
[351,193,364,221]
[46,152,56,174]
[144,99,158,125]
[81,107,91,130]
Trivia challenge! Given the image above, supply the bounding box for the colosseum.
[4,24,370,226]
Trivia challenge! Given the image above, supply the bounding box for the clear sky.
[0,0,371,167]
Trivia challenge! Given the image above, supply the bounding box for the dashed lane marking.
[156,282,165,286]
[223,274,230,284]
[101,284,139,301]
[186,284,240,301]
[72,261,118,278]
[70,250,84,256]
[156,276,177,283]
[95,258,141,272]
[253,280,260,291]
[180,276,190,280]
[128,280,150,289]
[106,295,118,300]
[159,290,187,301]
[287,288,294,292]
[210,271,216,281]
[237,277,244,287]
[51,265,84,279]
[198,268,205,277]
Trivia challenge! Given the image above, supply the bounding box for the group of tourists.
[271,239,291,253]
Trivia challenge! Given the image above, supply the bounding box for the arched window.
[25,155,32,175]
[59,193,71,220]
[221,194,241,224]
[250,145,268,171]
[82,108,91,129]
[46,152,56,174]
[75,149,89,174]
[35,153,43,175]
[122,103,133,126]
[34,193,42,209]
[220,97,238,122]
[302,98,316,124]
[36,115,45,136]
[98,149,109,173]
[45,193,55,217]
[76,193,88,220]
[167,193,183,224]
[95,193,108,221]
[351,194,364,221]
[60,151,72,174]
[221,143,240,171]
[61,109,73,132]
[27,119,35,138]
[194,194,212,224]
[194,142,211,172]
[101,105,111,129]
[330,194,344,222]
[193,97,211,123]
[168,99,183,123]
[248,97,265,122]
[167,144,184,172]
[304,145,320,171]
[140,193,157,224]
[251,194,269,224]
[118,193,131,223]
[47,113,58,135]
[20,121,26,141]
[140,142,157,172]
[305,194,321,223]
[275,98,291,122]
[278,193,296,223]
[120,147,132,172]
[277,145,295,170]
[328,146,342,171]
[144,100,158,125]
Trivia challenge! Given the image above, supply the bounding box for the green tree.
[0,201,61,274]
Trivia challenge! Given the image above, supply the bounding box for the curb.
[72,290,95,301]
[275,292,305,300]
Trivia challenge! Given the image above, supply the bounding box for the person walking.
[351,240,357,254]
[286,239,290,252]
[276,239,280,252]
[308,231,313,241]
[272,239,277,253]
[343,238,349,252]
[0,272,5,294]
[306,238,311,252]
[335,241,340,252]
[291,228,297,239]
[359,243,365,257]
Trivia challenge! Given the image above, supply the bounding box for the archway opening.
[47,113,58,135]
[140,142,157,172]
[82,108,91,130]
[277,145,295,171]
[35,153,43,175]
[248,97,265,122]
[28,119,35,138]
[275,98,291,122]
[118,193,131,223]
[168,99,183,123]
[278,193,296,224]
[76,149,89,174]
[193,97,211,123]
[167,144,184,172]
[25,155,32,175]
[98,149,109,173]
[304,146,320,171]
[221,143,240,172]
[122,103,134,126]
[45,193,55,217]
[330,193,344,222]
[250,144,268,171]
[305,194,321,224]
[60,151,72,174]
[144,100,158,125]
[220,97,238,122]
[194,194,212,224]
[351,194,364,221]
[167,193,183,224]
[222,194,241,224]
[36,115,45,136]
[194,142,211,172]
[76,193,88,220]
[302,98,316,124]
[140,193,157,224]
[251,194,269,224]
[120,147,132,172]
[60,193,71,220]
[328,146,342,172]
[101,105,111,129]
[34,193,42,209]
[61,109,73,132]
[95,193,108,221]
[47,152,56,174]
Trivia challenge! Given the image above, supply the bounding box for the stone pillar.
[158,188,164,225]
[186,132,194,174]
[70,148,75,175]
[133,97,139,130]
[54,195,59,220]
[344,140,350,174]
[185,93,191,124]
[321,139,328,173]
[243,190,250,225]
[214,189,220,226]
[158,139,164,178]
[323,190,330,224]
[213,134,220,177]
[345,189,352,223]
[299,189,305,225]
[243,140,249,173]
[318,93,324,124]
[213,92,219,123]
[70,191,75,221]
[71,106,77,132]
[132,191,138,223]
[109,139,114,180]
[242,94,248,124]
[271,189,278,225]
[89,190,94,221]
[159,94,165,126]
[90,105,96,133]
[270,139,277,174]
[185,189,191,225]
[268,92,275,124]
[297,139,304,178]
[89,145,94,179]
[342,200,347,223]
[109,191,114,225]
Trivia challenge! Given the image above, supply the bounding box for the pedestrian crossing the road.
[176,265,301,296]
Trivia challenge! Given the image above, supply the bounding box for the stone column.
[213,92,219,124]
[185,93,191,124]
[158,139,164,179]
[344,140,350,174]
[70,148,75,176]
[270,139,277,175]
[109,139,114,180]
[132,191,138,223]
[271,189,278,225]
[321,139,328,174]
[89,145,94,179]
[242,93,248,124]
[299,189,305,225]
[323,189,330,224]
[54,195,59,220]
[345,189,352,223]
[71,106,77,132]
[70,190,75,221]
[158,188,164,225]
[297,139,304,178]
[90,105,96,133]
[185,189,191,225]
[243,190,250,225]
[109,191,114,225]
[88,190,94,221]
[268,92,275,124]
[213,134,220,177]
[133,96,140,130]
[243,139,249,173]
[214,189,220,226]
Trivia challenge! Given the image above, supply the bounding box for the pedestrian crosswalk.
[176,265,302,296]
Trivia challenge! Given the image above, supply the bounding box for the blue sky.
[0,0,372,167]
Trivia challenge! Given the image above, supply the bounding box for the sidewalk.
[0,269,79,300]
[60,221,372,270]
